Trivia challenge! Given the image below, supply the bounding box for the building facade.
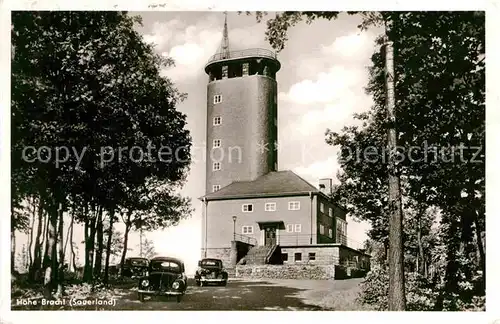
[200,16,369,278]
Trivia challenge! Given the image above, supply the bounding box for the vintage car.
[121,257,149,278]
[137,256,188,302]
[194,258,228,286]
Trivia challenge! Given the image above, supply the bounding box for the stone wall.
[235,264,336,280]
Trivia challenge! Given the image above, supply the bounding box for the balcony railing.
[234,233,258,246]
[206,48,278,65]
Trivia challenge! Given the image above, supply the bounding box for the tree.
[138,238,157,260]
[12,11,193,294]
[253,11,484,310]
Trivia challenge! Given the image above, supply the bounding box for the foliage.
[358,267,438,311]
[255,11,485,310]
[138,238,157,259]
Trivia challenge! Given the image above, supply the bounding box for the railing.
[278,234,314,246]
[265,244,278,264]
[234,233,258,246]
[206,48,278,65]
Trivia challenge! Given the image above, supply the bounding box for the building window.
[320,203,325,213]
[213,139,221,148]
[242,204,253,212]
[286,224,294,233]
[288,201,300,210]
[265,202,276,211]
[213,95,222,104]
[281,253,288,262]
[319,224,325,235]
[213,116,221,125]
[329,208,333,217]
[328,228,333,238]
[294,253,302,262]
[242,226,253,234]
[308,253,316,261]
[294,224,302,232]
[336,217,347,245]
[212,162,221,171]
[212,185,220,192]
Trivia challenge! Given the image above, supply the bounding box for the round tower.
[204,15,281,195]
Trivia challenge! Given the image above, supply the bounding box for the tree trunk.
[63,208,74,271]
[416,210,426,277]
[472,209,485,277]
[119,211,133,272]
[103,208,115,285]
[56,204,64,297]
[83,205,99,282]
[94,208,104,278]
[30,200,44,281]
[384,39,406,311]
[11,230,16,274]
[42,210,50,262]
[43,203,58,299]
[28,197,37,270]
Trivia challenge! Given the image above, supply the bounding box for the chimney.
[319,178,332,196]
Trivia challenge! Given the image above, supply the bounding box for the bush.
[357,266,438,311]
[358,266,485,311]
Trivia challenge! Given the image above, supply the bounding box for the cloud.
[279,66,365,106]
[320,32,374,60]
[144,15,269,83]
[293,155,340,185]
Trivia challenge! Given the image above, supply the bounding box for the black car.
[122,257,149,278]
[137,256,188,303]
[194,258,228,286]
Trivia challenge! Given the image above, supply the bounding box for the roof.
[201,170,322,201]
[150,256,184,264]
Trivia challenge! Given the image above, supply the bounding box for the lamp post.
[232,215,237,241]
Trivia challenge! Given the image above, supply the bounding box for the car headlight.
[172,281,180,289]
[141,279,149,287]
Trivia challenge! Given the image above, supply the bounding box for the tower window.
[294,224,302,232]
[328,228,333,238]
[212,185,221,192]
[308,253,316,261]
[265,202,276,211]
[213,95,222,104]
[213,116,221,125]
[213,139,221,148]
[320,203,325,213]
[294,253,302,262]
[242,204,253,212]
[286,224,294,233]
[288,201,300,210]
[213,162,221,171]
[329,208,333,217]
[319,224,325,235]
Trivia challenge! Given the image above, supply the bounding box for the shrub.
[357,267,438,311]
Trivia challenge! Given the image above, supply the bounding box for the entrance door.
[264,227,277,246]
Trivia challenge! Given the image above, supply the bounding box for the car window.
[131,259,148,266]
[151,261,181,272]
[201,260,221,267]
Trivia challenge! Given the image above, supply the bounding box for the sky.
[15,11,382,275]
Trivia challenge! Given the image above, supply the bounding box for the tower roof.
[215,12,230,59]
[205,12,281,73]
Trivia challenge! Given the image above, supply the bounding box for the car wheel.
[195,280,200,286]
[222,280,227,287]
[176,295,182,303]
[138,293,144,302]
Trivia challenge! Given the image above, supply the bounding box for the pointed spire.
[220,11,230,59]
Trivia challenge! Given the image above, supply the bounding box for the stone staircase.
[238,245,276,265]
